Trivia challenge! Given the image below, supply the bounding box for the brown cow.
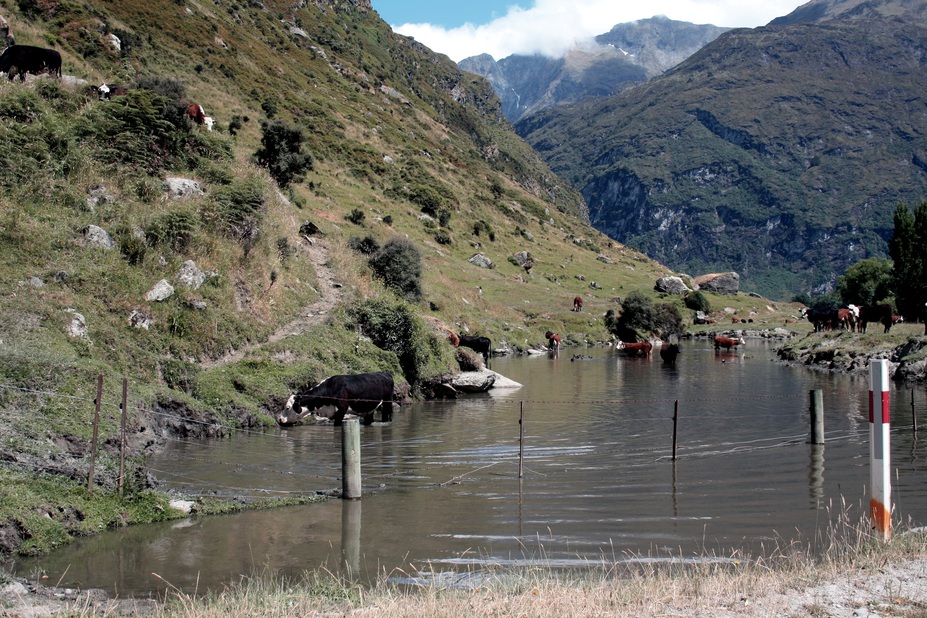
[572,296,583,312]
[617,341,652,356]
[713,336,745,350]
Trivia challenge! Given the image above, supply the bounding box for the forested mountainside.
[516,0,927,299]
[459,16,728,124]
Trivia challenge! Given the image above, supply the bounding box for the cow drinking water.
[278,372,394,426]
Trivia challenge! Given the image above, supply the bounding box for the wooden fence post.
[119,378,128,496]
[810,389,824,444]
[672,400,679,461]
[87,374,103,491]
[342,419,361,499]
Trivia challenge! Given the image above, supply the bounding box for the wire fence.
[0,374,920,498]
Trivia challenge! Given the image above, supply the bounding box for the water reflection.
[8,343,927,597]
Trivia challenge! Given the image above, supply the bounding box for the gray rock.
[81,225,115,250]
[28,276,44,288]
[451,370,496,393]
[86,185,115,212]
[145,279,174,302]
[655,276,691,295]
[468,253,494,269]
[163,177,205,200]
[177,260,206,290]
[512,251,531,267]
[129,309,153,330]
[67,312,88,338]
[693,272,740,295]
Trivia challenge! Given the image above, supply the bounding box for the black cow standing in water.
[0,45,61,81]
[458,335,492,367]
[278,372,394,426]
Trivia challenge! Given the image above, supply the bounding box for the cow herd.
[0,43,216,130]
[801,303,895,334]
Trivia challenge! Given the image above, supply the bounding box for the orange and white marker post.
[869,359,892,541]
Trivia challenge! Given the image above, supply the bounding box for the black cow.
[801,307,838,332]
[278,372,393,426]
[0,45,61,82]
[858,304,893,334]
[458,335,492,366]
[659,342,680,364]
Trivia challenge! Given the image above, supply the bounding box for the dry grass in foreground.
[40,515,927,617]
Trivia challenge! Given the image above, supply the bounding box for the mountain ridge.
[515,1,927,298]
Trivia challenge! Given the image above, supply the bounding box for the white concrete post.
[869,359,892,541]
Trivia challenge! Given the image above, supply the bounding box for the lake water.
[8,341,927,597]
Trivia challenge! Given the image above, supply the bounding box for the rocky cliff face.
[459,16,727,123]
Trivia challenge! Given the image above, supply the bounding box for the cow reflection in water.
[278,372,394,426]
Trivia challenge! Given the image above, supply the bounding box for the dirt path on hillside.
[201,239,341,370]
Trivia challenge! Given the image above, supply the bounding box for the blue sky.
[371,0,808,62]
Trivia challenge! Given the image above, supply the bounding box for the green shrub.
[147,209,197,252]
[348,298,447,386]
[204,178,266,247]
[368,237,423,302]
[346,208,365,224]
[348,235,380,255]
[253,119,312,187]
[434,230,451,245]
[684,290,711,313]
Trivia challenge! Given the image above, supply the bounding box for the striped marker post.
[869,359,892,541]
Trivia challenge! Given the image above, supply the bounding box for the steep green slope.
[0,0,740,554]
[517,10,927,299]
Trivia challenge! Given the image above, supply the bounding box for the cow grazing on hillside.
[183,101,214,130]
[447,331,460,347]
[572,296,583,312]
[0,45,61,82]
[801,307,840,332]
[617,341,652,356]
[458,335,492,366]
[278,372,394,426]
[857,304,893,333]
[97,83,129,99]
[713,336,745,350]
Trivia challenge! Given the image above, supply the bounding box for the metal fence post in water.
[519,401,525,478]
[672,400,678,461]
[342,419,361,499]
[87,374,103,490]
[810,389,824,444]
[869,359,892,541]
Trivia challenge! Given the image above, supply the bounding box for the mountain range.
[459,16,729,124]
[465,0,927,299]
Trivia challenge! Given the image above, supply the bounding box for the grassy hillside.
[0,0,804,555]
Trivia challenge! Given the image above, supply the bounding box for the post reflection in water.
[7,343,927,597]
[341,500,361,579]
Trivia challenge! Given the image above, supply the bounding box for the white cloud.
[391,0,805,62]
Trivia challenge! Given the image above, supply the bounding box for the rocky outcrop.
[655,276,691,295]
[693,272,739,295]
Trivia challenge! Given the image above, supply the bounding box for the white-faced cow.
[278,372,394,426]
[0,45,61,82]
[713,336,745,350]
